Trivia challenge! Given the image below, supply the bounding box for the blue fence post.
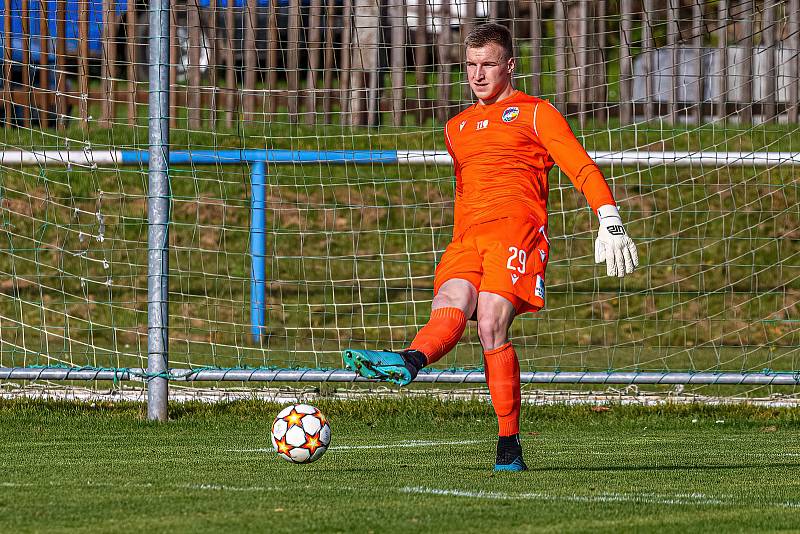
[250,160,267,343]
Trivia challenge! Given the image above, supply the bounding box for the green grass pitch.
[1,398,799,533]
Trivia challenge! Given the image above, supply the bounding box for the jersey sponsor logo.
[476,119,489,130]
[459,120,467,131]
[535,274,545,301]
[502,106,520,123]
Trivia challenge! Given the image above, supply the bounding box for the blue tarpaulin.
[0,0,290,60]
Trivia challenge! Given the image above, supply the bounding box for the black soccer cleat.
[494,434,528,472]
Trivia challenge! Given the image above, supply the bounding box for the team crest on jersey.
[502,106,520,123]
[476,119,489,130]
[459,120,467,131]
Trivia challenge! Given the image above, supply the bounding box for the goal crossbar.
[0,149,799,167]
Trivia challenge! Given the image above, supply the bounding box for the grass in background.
[1,399,800,533]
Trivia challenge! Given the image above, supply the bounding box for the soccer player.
[343,23,638,471]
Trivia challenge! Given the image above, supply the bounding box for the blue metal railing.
[117,149,425,343]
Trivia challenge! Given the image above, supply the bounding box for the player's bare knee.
[434,280,477,314]
[477,316,507,350]
[433,288,463,308]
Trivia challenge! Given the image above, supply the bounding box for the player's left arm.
[533,102,639,278]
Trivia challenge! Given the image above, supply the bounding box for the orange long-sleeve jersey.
[444,90,615,237]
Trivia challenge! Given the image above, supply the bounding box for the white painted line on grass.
[331,439,489,451]
[400,486,800,509]
[4,479,798,510]
[227,438,491,453]
[177,483,800,510]
[184,483,284,493]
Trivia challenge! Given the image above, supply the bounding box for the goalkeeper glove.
[595,204,639,278]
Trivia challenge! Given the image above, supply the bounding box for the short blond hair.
[464,23,514,60]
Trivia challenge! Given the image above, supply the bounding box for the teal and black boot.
[342,349,426,386]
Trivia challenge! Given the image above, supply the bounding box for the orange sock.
[408,307,467,364]
[483,342,521,437]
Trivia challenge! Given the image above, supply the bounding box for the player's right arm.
[445,122,465,237]
[532,101,638,278]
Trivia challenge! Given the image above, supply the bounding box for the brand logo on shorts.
[539,249,547,262]
[538,226,551,245]
[459,120,467,131]
[511,273,519,285]
[502,106,520,123]
[476,119,489,130]
[535,274,545,301]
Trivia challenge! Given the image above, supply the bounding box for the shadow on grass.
[528,462,800,472]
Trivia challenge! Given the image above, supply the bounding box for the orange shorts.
[433,216,550,315]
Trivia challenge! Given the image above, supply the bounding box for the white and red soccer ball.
[271,404,331,464]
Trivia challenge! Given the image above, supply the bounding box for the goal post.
[0,0,798,406]
[146,0,171,421]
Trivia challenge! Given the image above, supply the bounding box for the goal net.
[0,0,797,392]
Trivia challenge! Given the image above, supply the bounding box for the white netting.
[0,0,797,382]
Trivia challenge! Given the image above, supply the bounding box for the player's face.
[466,43,515,105]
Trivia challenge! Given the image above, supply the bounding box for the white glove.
[595,204,639,278]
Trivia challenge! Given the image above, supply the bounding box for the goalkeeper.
[344,23,638,471]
